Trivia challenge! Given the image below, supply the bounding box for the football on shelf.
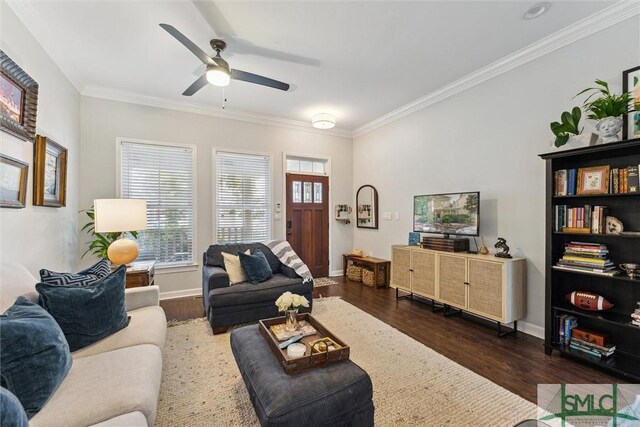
[565,291,613,311]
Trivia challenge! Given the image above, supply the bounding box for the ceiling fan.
[159,23,290,96]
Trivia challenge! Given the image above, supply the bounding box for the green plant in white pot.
[550,107,597,148]
[576,79,636,143]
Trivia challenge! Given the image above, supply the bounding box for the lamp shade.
[94,199,147,233]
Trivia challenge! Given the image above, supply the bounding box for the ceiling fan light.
[206,65,230,87]
[312,113,336,130]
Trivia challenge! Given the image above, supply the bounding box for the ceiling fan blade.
[191,0,236,38]
[159,23,214,66]
[182,74,209,96]
[231,39,321,67]
[230,69,290,91]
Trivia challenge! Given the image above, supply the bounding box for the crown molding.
[352,0,639,139]
[81,85,353,139]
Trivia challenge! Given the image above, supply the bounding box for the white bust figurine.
[596,116,623,143]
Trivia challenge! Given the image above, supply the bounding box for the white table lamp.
[94,199,147,265]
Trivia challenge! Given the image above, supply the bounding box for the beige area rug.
[313,276,339,287]
[156,297,537,427]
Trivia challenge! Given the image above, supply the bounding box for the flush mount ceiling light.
[521,2,551,20]
[311,113,336,129]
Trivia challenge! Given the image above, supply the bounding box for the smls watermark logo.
[538,384,640,427]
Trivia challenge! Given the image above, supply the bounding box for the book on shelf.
[555,164,640,195]
[554,241,618,275]
[570,338,616,355]
[557,314,578,345]
[270,320,317,341]
[569,343,614,358]
[609,164,640,194]
[552,266,619,276]
[554,205,608,233]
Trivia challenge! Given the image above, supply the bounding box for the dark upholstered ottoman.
[230,325,374,426]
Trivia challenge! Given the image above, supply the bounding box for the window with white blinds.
[215,151,271,243]
[120,140,196,267]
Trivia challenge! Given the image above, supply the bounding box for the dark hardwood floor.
[160,276,626,403]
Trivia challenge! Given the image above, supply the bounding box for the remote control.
[278,334,304,349]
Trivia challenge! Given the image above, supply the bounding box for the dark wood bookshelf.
[540,137,640,380]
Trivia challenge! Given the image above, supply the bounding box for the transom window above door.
[286,156,327,175]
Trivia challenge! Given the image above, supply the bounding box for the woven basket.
[347,265,362,282]
[362,268,376,287]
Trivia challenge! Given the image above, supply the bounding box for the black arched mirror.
[356,185,378,229]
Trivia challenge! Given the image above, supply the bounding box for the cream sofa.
[0,262,167,427]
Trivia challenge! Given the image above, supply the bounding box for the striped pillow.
[40,259,111,287]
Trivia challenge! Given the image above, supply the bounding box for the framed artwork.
[623,66,640,140]
[0,154,28,208]
[577,165,610,195]
[0,51,39,142]
[33,135,67,207]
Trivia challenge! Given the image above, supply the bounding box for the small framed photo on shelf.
[577,165,610,195]
[0,154,28,208]
[33,135,67,207]
[622,65,640,140]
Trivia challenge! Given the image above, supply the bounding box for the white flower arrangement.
[275,291,310,312]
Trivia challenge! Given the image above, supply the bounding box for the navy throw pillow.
[36,266,130,352]
[0,387,29,426]
[0,297,72,419]
[238,249,273,284]
[40,259,111,287]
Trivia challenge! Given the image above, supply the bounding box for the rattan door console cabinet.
[391,245,526,336]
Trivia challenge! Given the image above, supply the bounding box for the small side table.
[124,260,156,289]
[342,254,390,287]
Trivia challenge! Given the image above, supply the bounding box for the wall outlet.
[382,212,392,220]
[394,212,400,220]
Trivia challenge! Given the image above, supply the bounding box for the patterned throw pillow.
[39,259,111,287]
[222,250,250,285]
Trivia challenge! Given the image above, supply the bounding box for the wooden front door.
[286,174,329,277]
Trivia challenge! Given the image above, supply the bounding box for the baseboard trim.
[329,269,343,277]
[515,321,545,340]
[160,288,201,301]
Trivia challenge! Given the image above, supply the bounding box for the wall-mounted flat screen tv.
[413,192,479,237]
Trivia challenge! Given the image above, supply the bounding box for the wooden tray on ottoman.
[259,313,350,375]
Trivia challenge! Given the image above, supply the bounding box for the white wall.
[0,3,80,274]
[79,97,353,296]
[352,18,640,331]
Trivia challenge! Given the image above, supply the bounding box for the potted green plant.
[576,79,636,143]
[80,207,138,259]
[550,107,596,148]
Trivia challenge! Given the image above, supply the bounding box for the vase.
[596,116,623,143]
[285,308,299,332]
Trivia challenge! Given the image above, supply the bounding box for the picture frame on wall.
[622,65,640,140]
[33,135,67,207]
[577,165,610,195]
[0,51,39,142]
[0,154,28,208]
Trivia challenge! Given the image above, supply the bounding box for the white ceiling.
[7,0,618,132]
